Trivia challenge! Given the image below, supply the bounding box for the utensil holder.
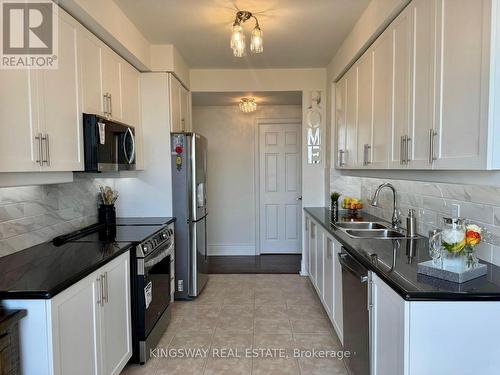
[99,204,116,226]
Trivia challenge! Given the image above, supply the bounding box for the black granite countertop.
[305,207,500,301]
[0,240,132,300]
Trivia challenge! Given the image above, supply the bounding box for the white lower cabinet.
[370,272,500,375]
[305,213,343,343]
[370,272,407,375]
[3,251,131,375]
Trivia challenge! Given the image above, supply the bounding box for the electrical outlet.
[451,203,461,217]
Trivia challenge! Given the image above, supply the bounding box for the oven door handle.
[144,243,173,269]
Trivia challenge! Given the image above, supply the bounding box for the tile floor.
[122,274,348,375]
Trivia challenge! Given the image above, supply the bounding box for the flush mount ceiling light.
[230,11,263,57]
[239,98,257,113]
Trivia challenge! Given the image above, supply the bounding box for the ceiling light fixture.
[239,98,257,113]
[230,11,263,57]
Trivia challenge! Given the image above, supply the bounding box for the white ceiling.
[114,0,370,69]
[192,91,302,106]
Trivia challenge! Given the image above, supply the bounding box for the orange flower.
[465,225,482,246]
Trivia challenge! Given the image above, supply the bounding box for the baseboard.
[208,243,256,256]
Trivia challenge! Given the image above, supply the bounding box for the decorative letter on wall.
[306,91,321,164]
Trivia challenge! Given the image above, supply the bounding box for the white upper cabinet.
[371,28,393,169]
[0,69,39,172]
[101,49,122,121]
[356,53,373,168]
[169,74,191,133]
[390,7,412,168]
[408,0,436,169]
[345,68,358,168]
[335,0,500,170]
[169,74,182,132]
[433,0,490,169]
[37,11,83,172]
[79,28,103,116]
[0,9,83,173]
[335,78,347,168]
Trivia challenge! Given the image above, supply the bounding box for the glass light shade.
[239,98,257,113]
[232,34,246,57]
[251,26,263,53]
[230,24,243,49]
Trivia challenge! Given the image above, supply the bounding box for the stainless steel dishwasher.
[338,248,370,375]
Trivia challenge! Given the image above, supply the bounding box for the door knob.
[296,196,303,201]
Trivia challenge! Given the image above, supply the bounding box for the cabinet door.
[0,69,40,172]
[78,28,103,116]
[371,29,393,169]
[408,0,436,169]
[101,253,132,375]
[120,63,144,169]
[332,238,343,343]
[345,68,358,167]
[356,54,373,168]
[433,0,489,169]
[180,86,191,132]
[51,274,101,375]
[335,78,347,168]
[323,236,334,317]
[305,216,311,276]
[371,273,406,375]
[309,221,317,286]
[102,49,122,120]
[169,75,182,132]
[37,11,83,171]
[390,9,412,168]
[316,229,324,296]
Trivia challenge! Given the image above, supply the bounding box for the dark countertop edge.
[304,207,500,302]
[0,244,133,300]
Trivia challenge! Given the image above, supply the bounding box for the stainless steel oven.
[131,223,175,364]
[83,114,136,172]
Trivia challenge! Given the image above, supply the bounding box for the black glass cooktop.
[73,225,164,243]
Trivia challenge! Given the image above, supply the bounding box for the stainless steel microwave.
[83,114,136,172]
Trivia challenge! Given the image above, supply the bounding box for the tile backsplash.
[0,175,115,257]
[330,171,500,266]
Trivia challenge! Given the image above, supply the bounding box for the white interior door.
[259,122,302,254]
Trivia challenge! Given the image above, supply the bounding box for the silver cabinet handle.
[35,133,43,166]
[103,94,108,115]
[99,275,104,306]
[181,118,185,131]
[404,135,411,164]
[109,94,112,117]
[339,149,345,167]
[43,133,50,166]
[400,136,404,165]
[96,275,102,306]
[363,144,371,166]
[429,128,437,164]
[103,272,109,303]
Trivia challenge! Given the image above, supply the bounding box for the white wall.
[114,73,173,217]
[192,105,302,256]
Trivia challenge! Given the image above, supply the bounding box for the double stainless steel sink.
[333,221,411,239]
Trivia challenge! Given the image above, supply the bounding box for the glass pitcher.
[429,217,467,263]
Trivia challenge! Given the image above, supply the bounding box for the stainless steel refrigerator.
[171,132,208,299]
